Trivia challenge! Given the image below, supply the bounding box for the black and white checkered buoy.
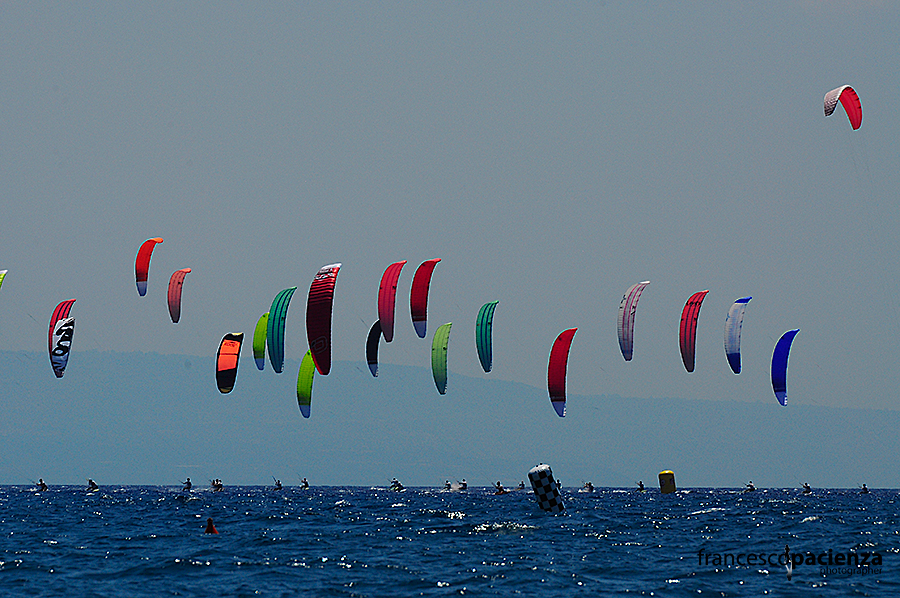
[528,464,564,513]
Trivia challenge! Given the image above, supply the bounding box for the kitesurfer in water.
[861,484,870,494]
[517,481,525,490]
[802,483,812,494]
[87,479,99,491]
[784,543,793,580]
[637,481,644,492]
[300,477,309,489]
[204,517,218,534]
[444,480,451,490]
[390,478,404,491]
[745,481,756,492]
[212,479,223,492]
[458,479,467,490]
[494,481,505,494]
[182,478,192,492]
[274,479,283,491]
[38,478,48,492]
[583,482,594,492]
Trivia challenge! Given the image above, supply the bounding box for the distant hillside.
[0,350,894,488]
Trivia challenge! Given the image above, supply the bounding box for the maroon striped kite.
[306,263,342,375]
[679,290,709,373]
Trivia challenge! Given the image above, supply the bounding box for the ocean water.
[0,485,895,597]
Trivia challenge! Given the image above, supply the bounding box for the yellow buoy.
[659,470,676,494]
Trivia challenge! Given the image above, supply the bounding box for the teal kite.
[475,301,498,373]
[267,287,297,373]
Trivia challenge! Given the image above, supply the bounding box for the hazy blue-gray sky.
[2,1,899,432]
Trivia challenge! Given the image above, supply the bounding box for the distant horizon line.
[3,484,887,491]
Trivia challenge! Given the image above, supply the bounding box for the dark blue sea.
[0,485,895,596]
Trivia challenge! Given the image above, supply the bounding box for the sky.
[2,1,900,459]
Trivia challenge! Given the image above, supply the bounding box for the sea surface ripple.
[0,486,896,596]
